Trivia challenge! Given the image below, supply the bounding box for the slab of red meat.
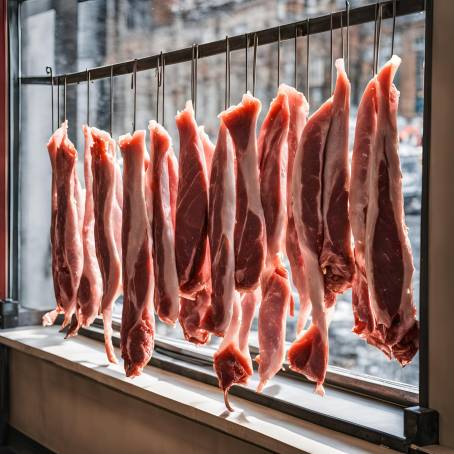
[201,123,236,336]
[43,121,84,329]
[91,128,122,364]
[213,291,254,411]
[290,59,352,394]
[255,88,291,391]
[278,85,311,335]
[66,126,103,337]
[179,290,211,345]
[175,101,210,297]
[219,93,266,291]
[350,55,418,365]
[147,121,179,325]
[119,130,155,377]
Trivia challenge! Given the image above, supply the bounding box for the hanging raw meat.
[175,101,210,297]
[280,85,311,334]
[349,55,418,365]
[43,121,84,329]
[213,291,256,411]
[255,88,291,392]
[91,128,122,364]
[147,121,179,325]
[219,93,266,291]
[119,130,155,377]
[289,59,353,394]
[201,123,236,336]
[66,125,103,337]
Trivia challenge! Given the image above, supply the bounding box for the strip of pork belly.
[213,292,253,411]
[219,93,266,291]
[43,122,83,327]
[349,77,378,341]
[201,123,236,336]
[147,121,179,325]
[91,128,122,363]
[119,130,155,377]
[280,85,311,334]
[320,59,355,308]
[175,101,210,297]
[255,89,291,391]
[67,126,103,337]
[290,93,333,395]
[365,56,418,365]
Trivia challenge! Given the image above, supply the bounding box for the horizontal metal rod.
[20,0,424,86]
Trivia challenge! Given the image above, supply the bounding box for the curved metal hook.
[225,36,230,110]
[64,75,67,122]
[277,26,281,87]
[86,69,90,126]
[252,33,258,97]
[330,12,334,94]
[156,52,163,123]
[46,66,54,131]
[391,0,397,57]
[306,18,310,105]
[132,59,138,131]
[110,65,114,136]
[191,43,199,119]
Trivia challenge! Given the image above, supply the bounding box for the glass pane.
[19,0,423,388]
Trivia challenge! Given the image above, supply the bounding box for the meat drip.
[213,291,258,411]
[43,121,84,329]
[219,93,266,292]
[256,89,291,392]
[289,59,353,394]
[91,128,122,364]
[349,55,418,365]
[119,130,155,377]
[147,121,179,325]
[201,123,236,336]
[280,85,311,334]
[66,125,103,337]
[175,101,210,297]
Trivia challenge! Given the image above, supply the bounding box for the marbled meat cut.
[43,121,84,329]
[349,55,418,365]
[67,125,103,336]
[280,85,311,334]
[213,292,254,411]
[219,93,266,291]
[147,121,179,325]
[290,59,353,394]
[91,128,122,364]
[175,101,210,297]
[201,123,236,336]
[256,88,292,391]
[119,130,155,377]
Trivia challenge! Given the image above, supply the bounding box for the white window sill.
[0,326,401,454]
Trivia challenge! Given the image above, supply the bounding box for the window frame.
[1,0,438,450]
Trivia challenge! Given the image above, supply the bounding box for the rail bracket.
[404,406,439,446]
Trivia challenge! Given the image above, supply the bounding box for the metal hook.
[277,26,281,87]
[57,78,60,126]
[110,65,114,136]
[156,52,163,123]
[46,66,54,131]
[225,35,230,110]
[191,44,199,119]
[346,0,350,76]
[252,33,258,97]
[86,69,90,126]
[161,53,166,127]
[391,0,397,57]
[245,34,249,93]
[306,17,310,105]
[340,13,344,61]
[64,75,67,122]
[373,2,383,75]
[294,24,299,90]
[330,12,334,94]
[132,59,138,131]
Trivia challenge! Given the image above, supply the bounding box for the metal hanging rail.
[20,0,424,86]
